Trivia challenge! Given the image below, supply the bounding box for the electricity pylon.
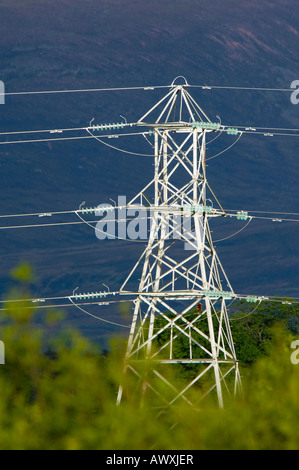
[116,81,242,408]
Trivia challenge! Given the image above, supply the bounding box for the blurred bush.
[0,266,299,450]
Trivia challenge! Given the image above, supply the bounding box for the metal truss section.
[117,84,242,408]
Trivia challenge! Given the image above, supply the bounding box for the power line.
[213,216,253,243]
[0,134,96,146]
[1,84,169,97]
[0,130,146,147]
[1,122,299,140]
[227,125,299,133]
[1,205,299,230]
[0,289,298,309]
[0,297,131,328]
[0,120,136,138]
[190,84,294,93]
[0,126,87,136]
[242,130,299,137]
[0,127,298,153]
[206,131,243,161]
[0,82,294,98]
[226,209,299,216]
[0,219,99,230]
[0,298,130,310]
[68,297,131,328]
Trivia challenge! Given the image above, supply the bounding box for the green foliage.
[230,299,299,364]
[0,272,299,449]
[11,262,35,284]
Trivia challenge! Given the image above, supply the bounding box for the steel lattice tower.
[117,82,242,408]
